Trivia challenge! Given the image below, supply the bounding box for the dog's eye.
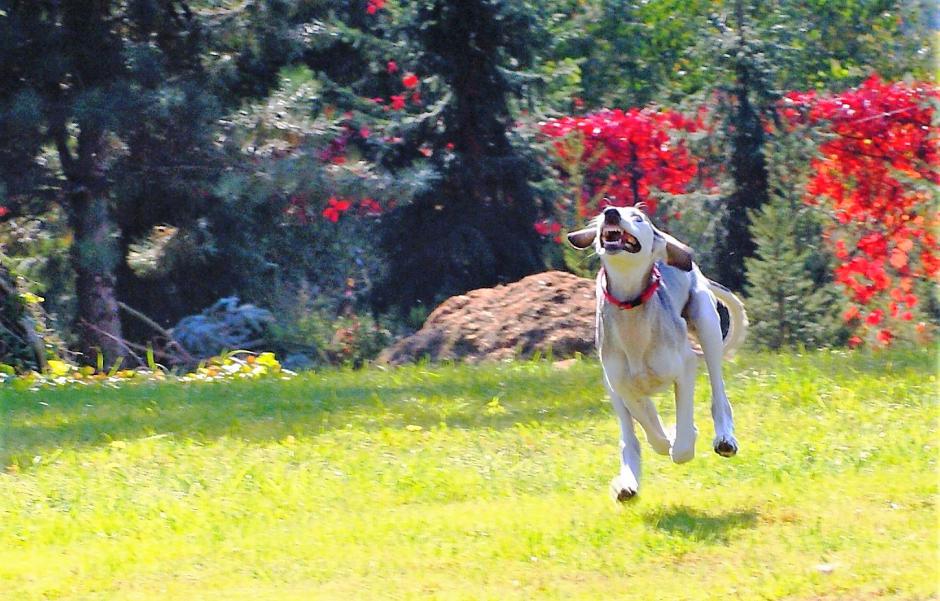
[633,215,644,223]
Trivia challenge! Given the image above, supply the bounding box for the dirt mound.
[379,270,597,365]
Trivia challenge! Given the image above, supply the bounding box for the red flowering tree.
[781,76,938,346]
[540,108,702,228]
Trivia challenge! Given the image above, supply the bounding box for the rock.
[379,270,596,365]
[281,353,317,372]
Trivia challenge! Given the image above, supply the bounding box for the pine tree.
[0,1,292,363]
[744,195,840,350]
[705,0,775,292]
[292,0,549,312]
[372,0,547,310]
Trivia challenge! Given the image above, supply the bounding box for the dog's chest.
[602,302,689,395]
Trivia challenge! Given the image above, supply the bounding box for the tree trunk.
[717,85,769,291]
[715,0,770,291]
[69,185,128,366]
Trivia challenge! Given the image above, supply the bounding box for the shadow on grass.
[0,362,609,464]
[643,505,758,544]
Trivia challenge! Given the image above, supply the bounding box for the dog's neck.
[601,258,658,305]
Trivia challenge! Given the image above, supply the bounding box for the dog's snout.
[604,208,621,225]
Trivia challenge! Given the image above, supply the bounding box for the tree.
[689,0,781,292]
[0,1,291,363]
[541,0,715,110]
[294,0,550,311]
[374,0,549,310]
[744,195,841,350]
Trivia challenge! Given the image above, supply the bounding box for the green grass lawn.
[1,350,936,600]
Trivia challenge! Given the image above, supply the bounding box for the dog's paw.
[713,434,738,457]
[670,445,695,464]
[670,436,696,464]
[670,429,697,464]
[647,431,673,456]
[610,474,639,503]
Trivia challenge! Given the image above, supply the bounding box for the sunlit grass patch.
[0,349,936,600]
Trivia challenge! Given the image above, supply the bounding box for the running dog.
[567,206,747,501]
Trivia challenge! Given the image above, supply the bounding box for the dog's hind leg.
[606,382,642,501]
[687,289,738,457]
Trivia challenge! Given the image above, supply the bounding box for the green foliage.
[0,210,73,333]
[0,255,67,372]
[0,349,290,389]
[544,0,715,108]
[744,195,844,350]
[746,0,934,90]
[0,272,40,371]
[540,0,933,108]
[267,301,393,369]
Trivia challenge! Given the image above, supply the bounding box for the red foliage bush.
[540,108,702,218]
[782,76,938,345]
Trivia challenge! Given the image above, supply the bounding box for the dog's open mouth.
[601,227,641,253]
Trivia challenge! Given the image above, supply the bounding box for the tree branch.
[117,301,196,364]
[79,319,145,368]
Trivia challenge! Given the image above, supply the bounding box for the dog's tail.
[708,280,748,357]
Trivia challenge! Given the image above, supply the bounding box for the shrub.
[0,255,67,372]
[780,76,938,347]
[266,293,393,369]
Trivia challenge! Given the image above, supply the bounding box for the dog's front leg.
[606,382,641,501]
[670,357,699,464]
[688,290,738,457]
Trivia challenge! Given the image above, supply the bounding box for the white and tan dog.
[568,206,747,501]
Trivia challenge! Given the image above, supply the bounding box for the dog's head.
[567,206,693,271]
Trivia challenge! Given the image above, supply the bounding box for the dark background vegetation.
[0,0,934,370]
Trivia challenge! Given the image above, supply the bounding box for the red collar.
[601,265,661,310]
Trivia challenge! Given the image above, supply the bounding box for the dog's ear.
[664,234,694,271]
[653,229,694,271]
[566,227,596,250]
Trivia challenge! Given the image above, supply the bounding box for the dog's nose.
[604,208,621,225]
